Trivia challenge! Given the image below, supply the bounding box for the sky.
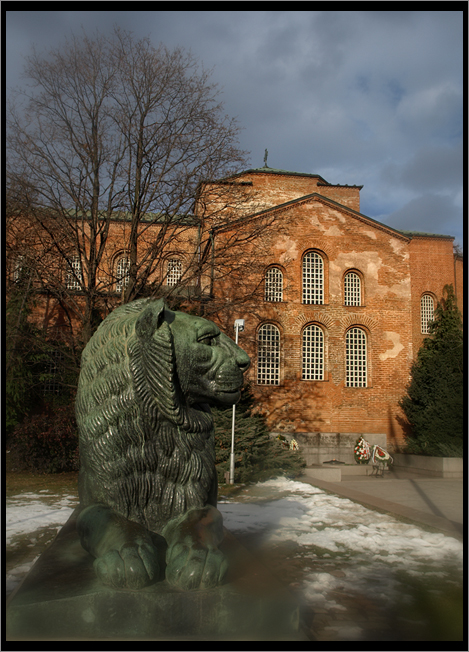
[5,10,464,247]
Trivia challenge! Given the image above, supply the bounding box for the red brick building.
[8,166,463,448]
[204,167,463,447]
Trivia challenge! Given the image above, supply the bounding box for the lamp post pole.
[229,319,244,484]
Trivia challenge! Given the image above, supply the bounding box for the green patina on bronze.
[75,298,250,591]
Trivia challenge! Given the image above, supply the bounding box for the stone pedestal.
[6,510,302,641]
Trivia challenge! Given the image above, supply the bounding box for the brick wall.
[8,169,462,449]
[211,172,462,448]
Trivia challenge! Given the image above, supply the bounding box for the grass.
[5,471,79,498]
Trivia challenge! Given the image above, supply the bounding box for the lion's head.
[75,298,250,533]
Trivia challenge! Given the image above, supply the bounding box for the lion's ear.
[135,299,167,340]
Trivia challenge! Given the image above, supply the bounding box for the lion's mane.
[76,298,216,533]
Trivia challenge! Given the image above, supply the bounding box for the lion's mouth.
[214,383,243,401]
[217,386,242,395]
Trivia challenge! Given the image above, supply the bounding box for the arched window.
[115,256,130,293]
[65,255,82,291]
[42,349,63,395]
[257,324,280,385]
[346,327,367,387]
[13,254,26,283]
[302,252,324,304]
[302,325,324,380]
[265,267,283,302]
[166,258,182,286]
[344,271,361,306]
[421,294,434,334]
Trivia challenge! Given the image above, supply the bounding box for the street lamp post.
[229,319,245,484]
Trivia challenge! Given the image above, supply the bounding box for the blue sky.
[6,10,464,247]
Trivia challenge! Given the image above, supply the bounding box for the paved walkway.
[300,466,464,541]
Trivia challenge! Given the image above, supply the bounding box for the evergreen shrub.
[213,385,306,483]
[399,285,463,457]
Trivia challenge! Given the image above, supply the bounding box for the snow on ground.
[6,491,78,545]
[6,490,79,597]
[218,478,463,616]
[6,477,463,639]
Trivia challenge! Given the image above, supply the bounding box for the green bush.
[213,385,305,483]
[8,405,79,473]
[399,285,463,457]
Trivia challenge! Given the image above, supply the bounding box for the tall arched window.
[346,327,367,387]
[344,271,361,306]
[265,267,283,302]
[65,255,82,291]
[166,258,182,286]
[13,254,26,283]
[420,294,434,334]
[302,252,324,304]
[257,324,280,385]
[115,256,130,293]
[302,325,324,380]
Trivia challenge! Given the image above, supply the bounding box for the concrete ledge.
[302,467,342,482]
[6,510,302,641]
[303,464,378,482]
[299,475,464,541]
[393,454,463,478]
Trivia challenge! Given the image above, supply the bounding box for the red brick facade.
[205,169,463,448]
[8,167,463,448]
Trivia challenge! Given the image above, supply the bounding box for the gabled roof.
[213,190,410,241]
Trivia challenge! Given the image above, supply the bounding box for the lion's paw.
[165,543,228,591]
[94,540,159,590]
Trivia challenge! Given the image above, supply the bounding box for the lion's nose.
[236,349,251,372]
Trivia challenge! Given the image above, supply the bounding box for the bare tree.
[7,28,250,345]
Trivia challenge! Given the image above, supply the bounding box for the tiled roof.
[227,167,363,189]
[397,230,454,239]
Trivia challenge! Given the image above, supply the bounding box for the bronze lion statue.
[75,298,250,591]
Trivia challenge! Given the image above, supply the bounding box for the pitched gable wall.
[215,196,415,444]
[212,184,461,448]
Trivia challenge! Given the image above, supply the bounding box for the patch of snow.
[5,476,463,639]
[218,477,463,614]
[6,493,78,545]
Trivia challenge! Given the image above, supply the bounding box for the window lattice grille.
[420,295,434,334]
[346,327,367,387]
[166,259,182,286]
[344,272,361,306]
[302,325,324,380]
[265,267,283,302]
[116,256,130,293]
[13,255,26,283]
[302,252,324,304]
[257,324,280,385]
[43,350,63,395]
[66,256,82,291]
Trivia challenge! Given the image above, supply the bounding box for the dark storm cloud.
[386,194,461,237]
[383,143,463,194]
[6,10,463,246]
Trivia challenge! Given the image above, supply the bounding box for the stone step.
[303,463,378,482]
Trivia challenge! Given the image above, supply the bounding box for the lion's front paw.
[94,539,159,590]
[165,543,228,591]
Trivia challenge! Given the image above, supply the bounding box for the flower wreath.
[354,436,371,464]
[276,434,300,452]
[371,445,393,466]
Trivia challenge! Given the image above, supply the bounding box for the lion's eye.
[199,334,218,346]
